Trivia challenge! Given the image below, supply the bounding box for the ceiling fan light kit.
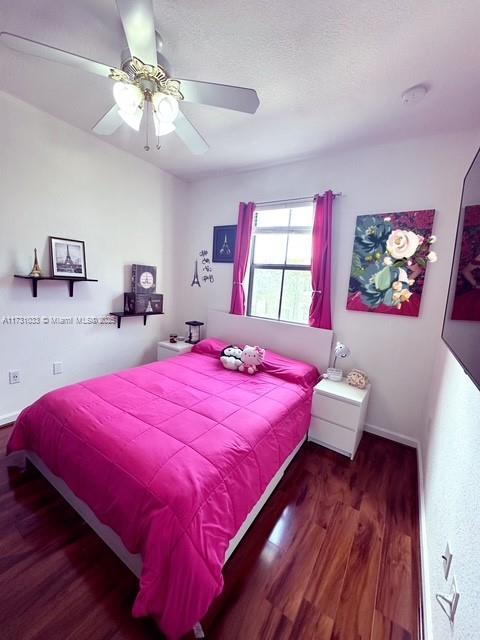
[0,0,260,156]
[111,66,180,139]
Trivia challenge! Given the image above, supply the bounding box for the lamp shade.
[334,342,351,359]
[153,114,176,137]
[152,92,179,123]
[118,106,143,131]
[113,82,144,114]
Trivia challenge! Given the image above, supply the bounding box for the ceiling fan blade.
[116,0,157,66]
[92,104,123,135]
[174,110,209,155]
[177,79,260,114]
[0,32,114,78]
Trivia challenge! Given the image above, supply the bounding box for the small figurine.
[29,248,42,278]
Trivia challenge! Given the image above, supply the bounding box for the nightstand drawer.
[311,393,361,429]
[309,416,358,457]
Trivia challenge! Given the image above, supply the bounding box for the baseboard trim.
[0,411,20,427]
[416,444,433,639]
[364,422,419,449]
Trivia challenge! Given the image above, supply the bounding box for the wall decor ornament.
[212,225,237,263]
[124,292,163,314]
[191,260,201,287]
[199,249,214,283]
[29,248,42,278]
[346,210,436,317]
[346,368,369,389]
[131,264,157,293]
[49,236,87,278]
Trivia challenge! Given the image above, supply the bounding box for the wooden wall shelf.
[110,311,164,329]
[14,275,98,298]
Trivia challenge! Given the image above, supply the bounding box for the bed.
[6,310,333,639]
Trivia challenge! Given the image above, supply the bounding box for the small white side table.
[157,340,193,361]
[309,378,371,460]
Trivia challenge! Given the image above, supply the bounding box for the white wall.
[176,131,478,442]
[419,130,480,638]
[0,91,186,423]
[422,345,480,639]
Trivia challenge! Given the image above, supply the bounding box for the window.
[247,203,314,324]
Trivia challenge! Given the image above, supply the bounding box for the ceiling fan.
[0,0,260,154]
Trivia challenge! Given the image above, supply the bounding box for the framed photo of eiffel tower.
[49,236,87,278]
[212,225,237,263]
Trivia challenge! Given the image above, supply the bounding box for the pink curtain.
[309,190,334,329]
[230,201,255,315]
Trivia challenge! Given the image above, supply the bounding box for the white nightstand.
[309,378,371,460]
[157,340,193,361]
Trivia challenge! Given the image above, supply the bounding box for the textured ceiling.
[1,0,480,180]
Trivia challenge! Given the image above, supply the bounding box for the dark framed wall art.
[49,236,87,278]
[212,225,237,263]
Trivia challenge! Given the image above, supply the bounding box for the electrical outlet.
[442,542,453,579]
[9,370,20,384]
[53,361,63,375]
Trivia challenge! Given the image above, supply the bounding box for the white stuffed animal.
[220,345,243,370]
[238,345,265,375]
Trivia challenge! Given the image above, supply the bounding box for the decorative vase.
[346,368,369,389]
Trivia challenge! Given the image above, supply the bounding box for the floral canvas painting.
[347,210,436,317]
[451,205,480,320]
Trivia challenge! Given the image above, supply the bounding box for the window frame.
[246,206,313,324]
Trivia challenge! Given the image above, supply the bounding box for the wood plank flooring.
[0,426,421,640]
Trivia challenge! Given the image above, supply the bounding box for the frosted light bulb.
[118,107,143,131]
[113,82,143,115]
[153,112,176,137]
[152,92,179,123]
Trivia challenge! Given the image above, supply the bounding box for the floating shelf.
[14,275,98,298]
[110,311,164,329]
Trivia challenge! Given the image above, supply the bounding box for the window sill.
[246,313,309,327]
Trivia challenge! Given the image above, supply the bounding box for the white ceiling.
[1,0,480,181]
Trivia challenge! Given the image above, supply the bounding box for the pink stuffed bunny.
[238,345,265,375]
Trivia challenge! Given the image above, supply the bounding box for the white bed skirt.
[7,436,305,576]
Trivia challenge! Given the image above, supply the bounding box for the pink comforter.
[7,340,317,638]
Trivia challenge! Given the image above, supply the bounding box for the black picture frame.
[49,236,87,278]
[212,225,237,263]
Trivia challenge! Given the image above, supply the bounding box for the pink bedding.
[7,340,319,639]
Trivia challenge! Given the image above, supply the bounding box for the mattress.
[7,338,319,639]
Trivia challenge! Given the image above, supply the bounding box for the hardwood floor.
[0,426,421,640]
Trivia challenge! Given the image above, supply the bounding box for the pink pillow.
[261,350,320,388]
[192,338,320,388]
[191,338,227,358]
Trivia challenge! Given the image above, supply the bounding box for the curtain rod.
[256,193,342,207]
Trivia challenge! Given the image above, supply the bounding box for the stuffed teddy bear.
[238,345,265,375]
[220,345,243,370]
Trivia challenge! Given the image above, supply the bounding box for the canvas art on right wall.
[347,209,436,317]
